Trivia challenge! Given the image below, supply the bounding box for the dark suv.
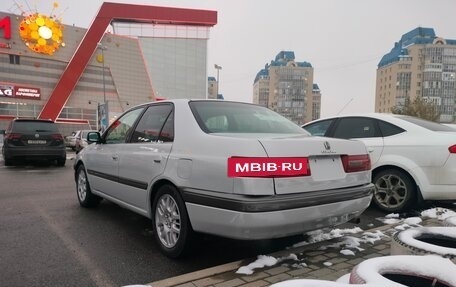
[2,119,66,166]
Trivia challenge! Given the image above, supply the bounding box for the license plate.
[28,140,46,144]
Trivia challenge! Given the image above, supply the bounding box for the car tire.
[372,169,416,213]
[56,157,66,167]
[349,255,456,285]
[4,157,12,166]
[152,184,193,258]
[76,165,102,208]
[444,216,456,227]
[390,227,456,262]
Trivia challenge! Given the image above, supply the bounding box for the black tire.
[152,184,193,258]
[76,165,101,208]
[4,158,12,166]
[56,157,66,167]
[372,169,416,213]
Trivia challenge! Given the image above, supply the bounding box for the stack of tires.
[271,225,456,286]
[390,227,456,263]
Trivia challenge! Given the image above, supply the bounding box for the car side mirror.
[87,132,102,143]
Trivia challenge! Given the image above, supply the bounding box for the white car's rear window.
[189,101,307,134]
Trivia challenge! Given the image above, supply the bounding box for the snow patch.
[236,255,278,275]
[340,249,355,256]
[421,207,456,220]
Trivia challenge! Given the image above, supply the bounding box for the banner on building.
[0,83,41,100]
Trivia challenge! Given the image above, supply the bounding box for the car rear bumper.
[3,146,66,160]
[183,183,374,240]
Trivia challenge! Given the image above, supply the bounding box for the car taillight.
[449,145,456,153]
[51,134,64,141]
[341,154,371,173]
[6,133,22,140]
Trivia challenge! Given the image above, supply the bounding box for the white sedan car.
[74,100,374,257]
[303,113,456,213]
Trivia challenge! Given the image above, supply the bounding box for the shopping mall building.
[0,3,217,134]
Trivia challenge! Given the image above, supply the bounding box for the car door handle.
[368,148,375,153]
[153,159,161,163]
[112,156,119,161]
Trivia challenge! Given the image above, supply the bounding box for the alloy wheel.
[155,194,181,248]
[77,170,87,202]
[374,174,407,210]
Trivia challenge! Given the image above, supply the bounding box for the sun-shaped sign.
[19,11,65,55]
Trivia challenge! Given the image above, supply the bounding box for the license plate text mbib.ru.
[227,157,310,177]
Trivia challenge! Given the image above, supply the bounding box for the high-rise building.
[253,51,320,125]
[208,76,218,99]
[375,27,456,122]
[312,84,321,121]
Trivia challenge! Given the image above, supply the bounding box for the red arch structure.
[38,2,217,121]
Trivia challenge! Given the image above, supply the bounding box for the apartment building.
[253,51,320,125]
[375,27,456,123]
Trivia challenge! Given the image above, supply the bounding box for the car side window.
[333,117,378,139]
[130,104,173,143]
[303,119,334,136]
[378,120,405,137]
[104,107,145,144]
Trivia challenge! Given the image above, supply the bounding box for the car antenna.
[336,98,353,115]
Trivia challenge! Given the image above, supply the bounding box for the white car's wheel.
[76,165,102,208]
[349,255,456,286]
[390,227,456,262]
[372,169,416,213]
[444,216,456,227]
[152,184,193,258]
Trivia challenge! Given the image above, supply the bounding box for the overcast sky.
[2,0,456,117]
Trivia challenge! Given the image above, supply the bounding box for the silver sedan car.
[74,100,374,258]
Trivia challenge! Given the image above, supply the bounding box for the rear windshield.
[189,101,307,134]
[12,121,59,133]
[396,116,455,132]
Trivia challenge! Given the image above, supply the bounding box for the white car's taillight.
[449,145,456,153]
[341,154,371,173]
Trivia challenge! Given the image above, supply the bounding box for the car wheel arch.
[149,179,186,217]
[372,165,419,191]
[74,161,85,181]
[372,164,424,210]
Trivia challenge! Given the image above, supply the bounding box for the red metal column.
[38,2,217,121]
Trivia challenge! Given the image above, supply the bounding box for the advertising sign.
[98,102,109,133]
[0,84,41,100]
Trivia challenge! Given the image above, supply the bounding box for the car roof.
[13,118,54,123]
[303,113,455,133]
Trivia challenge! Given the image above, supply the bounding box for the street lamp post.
[88,100,99,131]
[214,64,222,98]
[97,43,108,133]
[98,43,107,105]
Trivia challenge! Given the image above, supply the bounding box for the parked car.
[65,131,77,151]
[74,100,374,258]
[74,130,97,153]
[444,123,456,130]
[302,113,456,213]
[2,118,66,166]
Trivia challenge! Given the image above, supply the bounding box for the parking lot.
[0,149,397,287]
